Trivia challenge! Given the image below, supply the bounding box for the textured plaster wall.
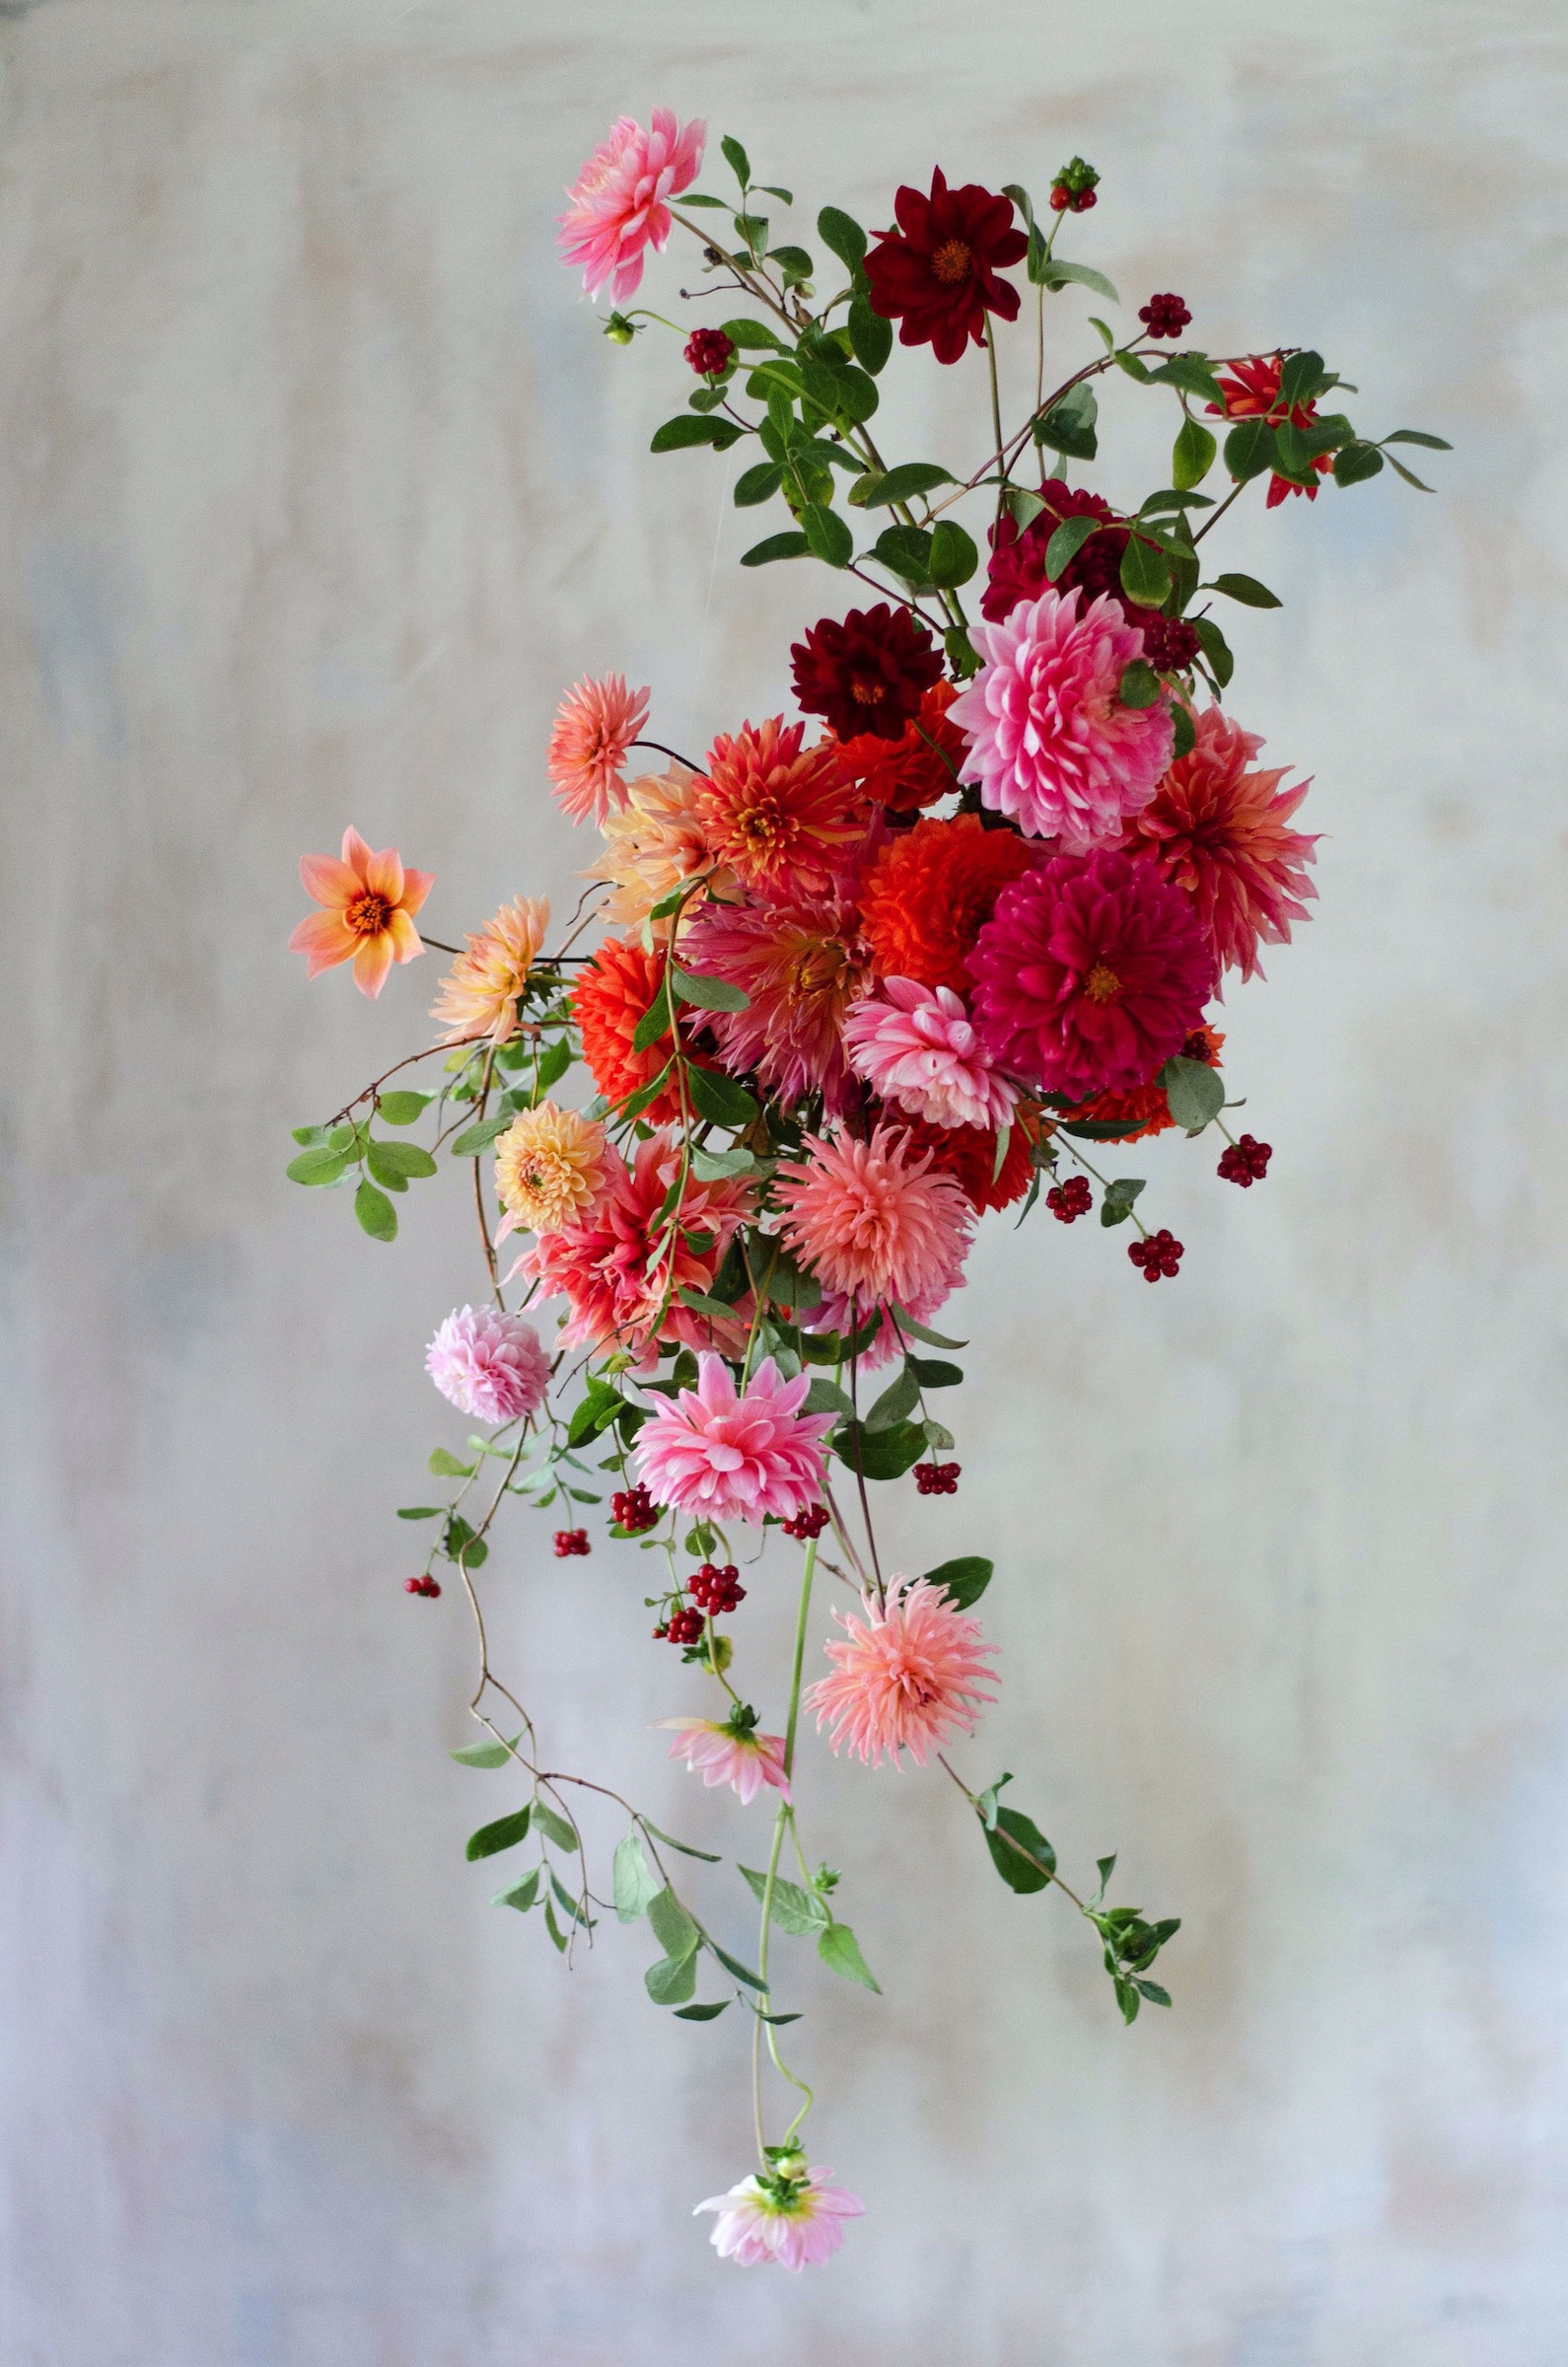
[2,3,1566,2361]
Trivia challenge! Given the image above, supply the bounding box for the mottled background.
[2,2,1566,2360]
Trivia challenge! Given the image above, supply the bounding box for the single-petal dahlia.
[289,826,434,999]
[790,605,944,744]
[804,1576,999,1768]
[694,718,868,897]
[429,895,549,1044]
[773,1124,973,1310]
[655,1707,791,1806]
[1121,707,1318,980]
[883,1104,1041,1212]
[546,675,650,827]
[832,679,969,811]
[572,935,685,1121]
[1076,1024,1224,1142]
[521,1131,751,1361]
[681,883,876,1114]
[425,1306,550,1425]
[969,850,1216,1102]
[1207,353,1332,507]
[632,1354,831,1525]
[493,1100,608,1237]
[951,588,1176,849]
[860,813,1035,994]
[864,168,1029,364]
[556,109,707,303]
[585,760,735,932]
[844,976,1018,1131]
[695,2155,865,2271]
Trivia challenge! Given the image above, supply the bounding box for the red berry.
[1048,184,1071,213]
[1072,188,1097,211]
[684,327,736,378]
[914,1461,961,1496]
[782,1502,829,1540]
[1127,1229,1184,1281]
[1218,1134,1272,1187]
[404,1575,441,1598]
[610,1483,659,1534]
[687,1561,746,1615]
[1137,292,1192,339]
[1046,1176,1093,1224]
[1137,613,1201,672]
[553,1528,590,1558]
[664,1605,705,1646]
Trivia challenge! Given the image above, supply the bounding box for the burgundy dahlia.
[791,604,944,743]
[864,169,1029,364]
[983,487,1200,674]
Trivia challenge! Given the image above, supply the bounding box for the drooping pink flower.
[773,1125,973,1310]
[843,976,1019,1131]
[949,588,1175,849]
[804,1576,999,1768]
[695,2156,865,2271]
[556,110,707,303]
[545,675,651,826]
[968,849,1215,1102]
[425,1306,550,1425]
[681,883,877,1114]
[655,1708,790,1805]
[632,1354,830,1525]
[289,826,434,998]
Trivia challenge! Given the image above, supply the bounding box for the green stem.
[985,314,1008,518]
[750,1532,820,2165]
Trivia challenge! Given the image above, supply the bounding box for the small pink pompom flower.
[425,1306,550,1425]
[557,110,707,303]
[773,1125,973,1311]
[843,976,1019,1131]
[805,1577,999,1768]
[655,1707,790,1806]
[546,675,651,827]
[695,2155,865,2271]
[949,587,1175,849]
[632,1354,831,1525]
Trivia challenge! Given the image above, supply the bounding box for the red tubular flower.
[1207,354,1332,508]
[864,169,1029,364]
[791,605,944,744]
[833,681,969,812]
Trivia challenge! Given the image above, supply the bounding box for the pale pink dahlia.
[681,883,877,1115]
[545,675,650,827]
[950,587,1175,849]
[969,849,1216,1102]
[655,1709,790,1806]
[632,1354,830,1525]
[805,1576,999,1768]
[556,110,707,303]
[773,1125,973,1310]
[695,2156,865,2270]
[843,975,1019,1131]
[425,1306,550,1425]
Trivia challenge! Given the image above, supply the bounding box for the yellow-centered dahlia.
[430,896,549,1044]
[494,1101,608,1236]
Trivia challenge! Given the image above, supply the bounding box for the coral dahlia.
[494,1100,608,1237]
[585,760,734,933]
[425,1306,550,1425]
[655,1708,790,1806]
[860,813,1035,994]
[681,883,876,1114]
[556,110,707,303]
[864,169,1029,364]
[546,675,650,827]
[804,1576,999,1768]
[572,935,684,1121]
[844,976,1018,1131]
[289,826,434,999]
[632,1354,831,1525]
[694,718,867,897]
[773,1124,973,1311]
[969,849,1216,1102]
[790,604,944,743]
[429,895,549,1044]
[833,679,968,811]
[695,2155,865,2271]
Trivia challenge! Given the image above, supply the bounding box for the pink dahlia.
[843,976,1018,1131]
[425,1306,550,1425]
[556,110,707,303]
[695,2155,865,2271]
[632,1354,830,1525]
[773,1125,973,1310]
[949,588,1175,849]
[655,1707,790,1806]
[804,1576,999,1768]
[546,675,650,827]
[681,883,877,1114]
[1121,706,1318,981]
[969,850,1216,1102]
[801,1273,962,1373]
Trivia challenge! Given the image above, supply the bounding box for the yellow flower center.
[850,677,882,705]
[1084,962,1122,1004]
[930,238,972,284]
[346,890,392,939]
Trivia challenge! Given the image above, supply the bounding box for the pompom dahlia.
[1121,707,1318,980]
[884,1105,1041,1212]
[289,826,434,999]
[695,2156,865,2271]
[951,588,1176,850]
[632,1354,831,1525]
[969,849,1216,1102]
[844,976,1018,1131]
[546,675,650,827]
[556,110,706,303]
[429,895,548,1044]
[864,168,1029,363]
[494,1100,608,1237]
[694,718,867,897]
[572,935,690,1122]
[682,883,876,1114]
[833,679,968,811]
[790,604,944,743]
[860,813,1035,994]
[804,1576,999,1768]
[425,1306,550,1425]
[655,1709,790,1806]
[774,1123,973,1311]
[585,760,735,932]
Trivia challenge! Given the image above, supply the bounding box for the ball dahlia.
[864,168,1029,364]
[694,718,867,897]
[681,882,876,1114]
[790,604,944,743]
[804,1576,999,1768]
[860,813,1035,994]
[556,110,707,303]
[773,1123,973,1312]
[632,1353,831,1525]
[425,1306,550,1425]
[494,1100,608,1236]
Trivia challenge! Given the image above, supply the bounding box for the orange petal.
[289,910,358,974]
[340,825,375,884]
[352,930,395,998]
[386,907,425,965]
[398,866,436,917]
[299,851,360,908]
[365,843,405,902]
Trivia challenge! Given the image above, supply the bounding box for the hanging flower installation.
[286,112,1449,2268]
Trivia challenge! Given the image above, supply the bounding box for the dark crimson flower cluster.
[404,1574,442,1598]
[914,1461,961,1495]
[1128,1230,1184,1282]
[1046,1176,1094,1224]
[554,1528,591,1557]
[782,1502,830,1541]
[1138,293,1191,339]
[1049,157,1100,213]
[654,1605,705,1645]
[791,604,944,743]
[1218,1134,1272,1186]
[864,168,1029,364]
[982,487,1202,675]
[684,326,735,377]
[611,1482,659,1533]
[688,1561,746,1614]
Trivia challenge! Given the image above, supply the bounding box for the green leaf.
[533,1800,578,1852]
[567,1385,622,1448]
[377,1090,432,1125]
[647,1886,701,1965]
[768,244,814,283]
[741,530,812,567]
[1277,348,1324,409]
[492,1868,541,1911]
[1033,384,1099,462]
[650,413,744,454]
[856,461,955,509]
[734,460,784,508]
[801,502,853,567]
[1190,614,1234,685]
[1136,1978,1173,2006]
[1385,452,1436,492]
[816,204,867,271]
[1384,428,1451,450]
[872,524,934,584]
[690,1144,755,1183]
[720,133,750,184]
[1172,416,1217,491]
[677,192,727,210]
[354,1180,396,1242]
[642,1821,722,1863]
[450,1115,512,1156]
[925,1554,993,1610]
[1099,1177,1146,1229]
[673,1999,731,2021]
[677,1287,739,1323]
[1207,571,1281,610]
[465,1805,533,1861]
[739,1864,829,1937]
[1118,536,1172,609]
[1118,659,1162,709]
[541,1896,569,1953]
[757,184,794,205]
[864,1366,920,1432]
[450,1733,521,1766]
[1006,486,1048,533]
[1171,703,1196,759]
[629,987,674,1054]
[370,1138,438,1180]
[707,1938,768,1990]
[830,1417,927,1481]
[909,1359,962,1392]
[985,1805,1057,1894]
[365,1143,407,1192]
[428,1446,476,1477]
[1113,348,1153,383]
[1158,1053,1225,1131]
[1039,257,1119,301]
[1270,418,1315,481]
[1333,440,1385,486]
[669,964,750,1013]
[721,317,790,351]
[291,1124,326,1148]
[1224,418,1275,481]
[817,1921,881,1992]
[1146,353,1226,406]
[887,1305,966,1350]
[927,520,978,589]
[612,1830,662,1924]
[847,294,892,375]
[286,1147,349,1186]
[804,1377,854,1418]
[685,1064,759,1129]
[646,1951,698,2005]
[1044,513,1102,581]
[397,1505,445,1521]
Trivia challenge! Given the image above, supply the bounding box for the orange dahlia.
[694,718,868,896]
[833,681,969,813]
[861,813,1034,993]
[1076,1025,1225,1143]
[884,1104,1041,1212]
[572,935,684,1121]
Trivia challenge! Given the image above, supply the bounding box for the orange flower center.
[850,676,883,705]
[930,238,972,284]
[346,890,393,938]
[736,801,785,849]
[1084,962,1122,1004]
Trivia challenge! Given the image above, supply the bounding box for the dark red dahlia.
[791,604,944,744]
[864,169,1029,365]
[983,487,1200,674]
[684,326,736,377]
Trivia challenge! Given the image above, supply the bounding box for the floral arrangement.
[286,111,1446,2269]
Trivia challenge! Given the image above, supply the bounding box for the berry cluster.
[1138,613,1201,672]
[1138,292,1191,338]
[1128,1229,1184,1282]
[782,1501,829,1541]
[687,1561,746,1615]
[403,1574,442,1599]
[1046,1176,1093,1224]
[684,326,736,378]
[653,1604,706,1645]
[1048,157,1100,213]
[553,1528,591,1557]
[610,1482,659,1533]
[914,1461,961,1496]
[1218,1134,1272,1187]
